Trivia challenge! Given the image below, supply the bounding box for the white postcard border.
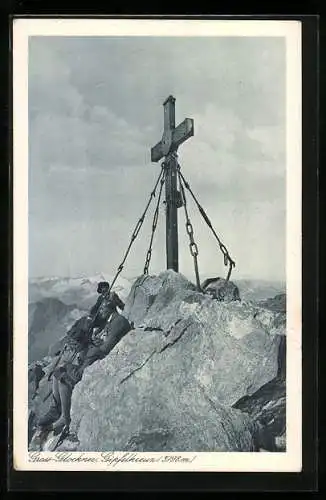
[13,18,302,472]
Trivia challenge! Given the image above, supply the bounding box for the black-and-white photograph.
[13,19,302,472]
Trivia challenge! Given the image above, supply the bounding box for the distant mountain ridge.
[28,298,83,363]
[29,274,285,305]
[28,273,134,309]
[234,279,285,302]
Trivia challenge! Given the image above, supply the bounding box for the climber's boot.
[52,414,71,435]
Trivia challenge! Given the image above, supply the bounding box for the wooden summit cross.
[151,95,194,272]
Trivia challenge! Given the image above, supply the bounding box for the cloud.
[28,36,286,281]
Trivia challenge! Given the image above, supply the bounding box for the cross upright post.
[151,96,194,272]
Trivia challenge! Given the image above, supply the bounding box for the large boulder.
[123,271,197,327]
[71,328,255,452]
[67,270,285,452]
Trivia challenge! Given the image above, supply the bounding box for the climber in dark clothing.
[88,281,125,341]
[37,282,127,436]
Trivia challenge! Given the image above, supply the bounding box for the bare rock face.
[68,270,285,452]
[123,271,197,327]
[71,328,255,452]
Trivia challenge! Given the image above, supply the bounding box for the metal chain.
[108,165,165,293]
[143,166,166,275]
[177,169,202,291]
[178,168,235,282]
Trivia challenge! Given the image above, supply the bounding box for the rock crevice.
[119,350,156,385]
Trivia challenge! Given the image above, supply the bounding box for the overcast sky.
[28,35,286,282]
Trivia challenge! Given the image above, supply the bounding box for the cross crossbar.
[151,96,194,162]
[151,118,194,162]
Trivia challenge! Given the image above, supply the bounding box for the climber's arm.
[113,292,125,311]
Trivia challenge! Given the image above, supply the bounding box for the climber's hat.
[97,281,110,294]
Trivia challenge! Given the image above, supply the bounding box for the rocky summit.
[29,270,286,453]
